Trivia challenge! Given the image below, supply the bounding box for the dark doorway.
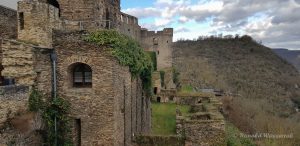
[169,96,174,101]
[157,97,161,103]
[154,87,158,95]
[105,9,110,29]
[75,119,81,146]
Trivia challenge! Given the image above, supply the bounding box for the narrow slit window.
[19,12,24,30]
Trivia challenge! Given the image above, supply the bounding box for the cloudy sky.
[1,0,300,50]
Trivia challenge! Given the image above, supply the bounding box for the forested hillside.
[173,36,300,146]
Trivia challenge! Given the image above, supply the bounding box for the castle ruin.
[0,0,173,145]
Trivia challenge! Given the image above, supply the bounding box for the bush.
[28,89,72,146]
[225,122,255,146]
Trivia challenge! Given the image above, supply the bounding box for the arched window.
[47,0,60,16]
[47,0,60,8]
[72,63,92,88]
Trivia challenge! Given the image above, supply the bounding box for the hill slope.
[173,36,300,145]
[272,48,300,71]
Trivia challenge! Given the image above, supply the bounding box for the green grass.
[152,102,190,135]
[180,85,194,93]
[226,122,256,146]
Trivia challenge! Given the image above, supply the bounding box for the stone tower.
[141,28,174,70]
[17,0,62,47]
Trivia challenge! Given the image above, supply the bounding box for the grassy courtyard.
[151,102,190,135]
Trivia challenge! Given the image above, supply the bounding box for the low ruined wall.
[184,120,225,146]
[175,96,210,105]
[175,94,226,146]
[0,85,30,127]
[134,135,185,146]
[0,85,42,146]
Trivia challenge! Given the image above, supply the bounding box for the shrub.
[29,89,72,146]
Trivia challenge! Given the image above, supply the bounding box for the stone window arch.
[47,0,60,16]
[70,63,92,88]
[47,0,60,8]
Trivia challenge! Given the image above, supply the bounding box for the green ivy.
[42,97,73,146]
[28,89,73,146]
[147,51,157,71]
[28,89,44,112]
[84,30,154,96]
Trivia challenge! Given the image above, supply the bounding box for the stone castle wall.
[58,0,120,30]
[118,12,141,42]
[14,0,173,72]
[53,31,150,145]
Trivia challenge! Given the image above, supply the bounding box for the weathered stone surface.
[133,135,185,146]
[0,5,17,39]
[1,40,37,86]
[0,85,42,146]
[18,1,62,47]
[0,0,170,145]
[174,94,226,146]
[53,31,151,146]
[141,28,173,70]
[0,85,29,126]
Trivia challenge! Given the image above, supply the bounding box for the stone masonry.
[0,0,158,145]
[53,31,151,145]
[0,5,17,39]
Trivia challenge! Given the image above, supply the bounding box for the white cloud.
[1,0,299,49]
[139,0,300,49]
